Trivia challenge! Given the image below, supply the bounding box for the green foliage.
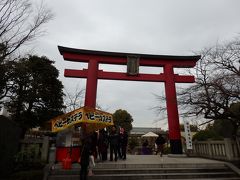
[0,43,12,102]
[193,108,240,141]
[228,102,240,136]
[0,115,21,177]
[180,124,198,132]
[128,137,139,150]
[113,109,133,133]
[212,119,235,138]
[0,0,53,108]
[192,130,223,141]
[0,62,7,98]
[163,145,171,154]
[15,145,39,163]
[14,160,45,172]
[229,102,240,117]
[5,55,65,132]
[12,146,45,179]
[7,170,43,180]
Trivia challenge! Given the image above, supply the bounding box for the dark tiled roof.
[131,127,166,135]
[58,46,200,61]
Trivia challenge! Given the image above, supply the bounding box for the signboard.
[50,106,113,132]
[183,120,193,150]
[127,55,139,75]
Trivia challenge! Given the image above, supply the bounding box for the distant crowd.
[79,126,128,180]
[79,125,166,180]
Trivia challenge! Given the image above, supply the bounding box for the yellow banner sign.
[50,106,113,132]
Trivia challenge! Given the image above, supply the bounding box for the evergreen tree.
[113,109,133,133]
[6,55,65,135]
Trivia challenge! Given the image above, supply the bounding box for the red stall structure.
[49,106,114,163]
[55,128,81,163]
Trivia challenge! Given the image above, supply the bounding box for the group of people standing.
[108,126,128,161]
[79,125,128,180]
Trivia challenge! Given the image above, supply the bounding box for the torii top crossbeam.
[58,46,199,66]
[59,46,199,82]
[58,46,200,154]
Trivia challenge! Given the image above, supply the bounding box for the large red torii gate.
[58,46,200,154]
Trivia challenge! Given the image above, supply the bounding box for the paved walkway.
[60,154,226,170]
[95,154,225,165]
[50,155,240,179]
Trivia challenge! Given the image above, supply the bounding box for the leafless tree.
[154,38,240,135]
[64,86,85,112]
[0,0,53,61]
[179,39,240,118]
[64,86,110,113]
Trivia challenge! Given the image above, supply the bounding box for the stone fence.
[18,136,50,162]
[18,137,240,163]
[192,138,240,161]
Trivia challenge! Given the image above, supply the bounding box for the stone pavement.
[46,155,240,180]
[95,154,226,165]
[93,155,240,174]
[54,154,228,170]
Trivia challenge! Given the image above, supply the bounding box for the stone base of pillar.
[170,139,183,154]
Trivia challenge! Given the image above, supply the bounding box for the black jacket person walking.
[155,134,166,157]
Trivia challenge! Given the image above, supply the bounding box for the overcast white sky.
[31,0,240,129]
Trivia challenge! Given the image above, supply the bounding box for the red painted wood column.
[84,60,98,108]
[164,64,182,154]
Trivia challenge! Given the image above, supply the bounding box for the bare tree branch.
[64,86,85,112]
[0,0,54,61]
[154,38,240,134]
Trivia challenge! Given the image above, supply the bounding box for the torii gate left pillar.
[58,46,200,154]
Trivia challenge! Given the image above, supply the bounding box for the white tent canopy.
[141,131,158,137]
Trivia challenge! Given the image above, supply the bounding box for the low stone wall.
[19,136,50,162]
[192,138,240,161]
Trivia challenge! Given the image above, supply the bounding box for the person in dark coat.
[109,126,119,161]
[91,131,98,159]
[98,129,109,161]
[155,134,166,157]
[80,134,93,180]
[142,139,149,155]
[119,127,128,160]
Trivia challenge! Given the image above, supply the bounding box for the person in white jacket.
[88,152,95,176]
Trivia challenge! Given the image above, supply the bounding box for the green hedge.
[7,170,43,180]
[192,130,223,141]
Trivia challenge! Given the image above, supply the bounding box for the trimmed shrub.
[192,130,223,141]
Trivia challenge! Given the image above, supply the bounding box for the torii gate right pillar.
[164,64,182,154]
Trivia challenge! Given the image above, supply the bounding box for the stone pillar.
[207,140,213,157]
[224,138,234,161]
[65,131,72,147]
[48,144,56,164]
[41,136,49,162]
